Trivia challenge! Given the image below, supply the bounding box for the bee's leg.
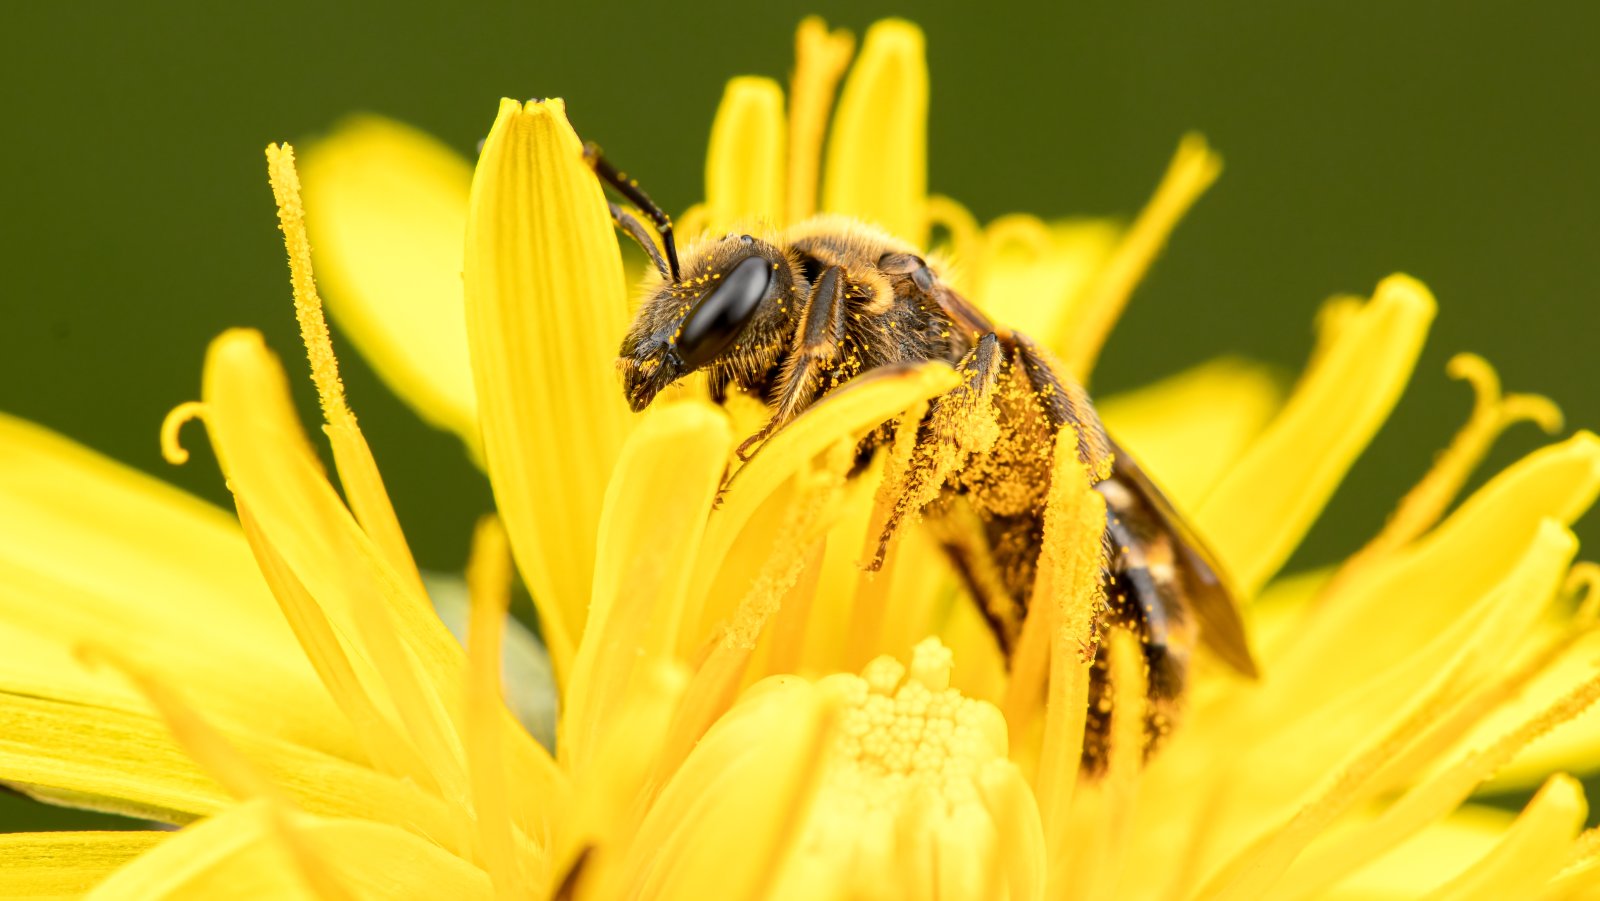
[870,332,1005,568]
[605,201,671,280]
[735,266,850,461]
[583,142,680,281]
[925,500,1024,656]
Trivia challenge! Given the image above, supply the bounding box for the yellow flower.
[5,14,1600,901]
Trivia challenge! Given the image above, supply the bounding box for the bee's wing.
[1109,442,1260,679]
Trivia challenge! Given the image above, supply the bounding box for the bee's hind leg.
[870,332,1005,568]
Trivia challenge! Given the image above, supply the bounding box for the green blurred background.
[2,1,1596,829]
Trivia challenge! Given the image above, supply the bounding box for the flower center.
[825,638,1007,813]
[768,637,1032,898]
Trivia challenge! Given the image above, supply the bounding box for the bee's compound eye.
[676,256,772,369]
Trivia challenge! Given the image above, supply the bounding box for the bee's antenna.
[607,202,671,280]
[583,142,681,282]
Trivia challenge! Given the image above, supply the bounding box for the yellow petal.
[463,98,632,666]
[87,800,491,900]
[237,503,441,796]
[1274,433,1600,706]
[1193,539,1599,901]
[201,330,468,795]
[564,401,730,774]
[461,516,529,898]
[706,77,787,232]
[1098,357,1285,512]
[199,330,562,837]
[299,115,479,440]
[619,676,833,900]
[1421,774,1585,900]
[0,412,351,760]
[1198,274,1436,596]
[821,19,927,243]
[0,689,459,842]
[1311,806,1513,901]
[1195,519,1576,874]
[786,17,855,221]
[0,831,165,900]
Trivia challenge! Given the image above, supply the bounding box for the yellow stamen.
[787,17,854,222]
[265,143,425,596]
[1357,353,1563,562]
[706,77,787,232]
[763,540,827,675]
[462,516,523,899]
[821,19,928,243]
[1031,425,1109,884]
[1001,585,1053,764]
[1062,133,1222,380]
[265,144,353,426]
[159,400,206,465]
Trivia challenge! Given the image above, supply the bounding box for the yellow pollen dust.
[265,143,355,428]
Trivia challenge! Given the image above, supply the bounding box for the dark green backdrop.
[3,1,1596,830]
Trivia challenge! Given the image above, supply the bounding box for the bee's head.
[618,233,795,411]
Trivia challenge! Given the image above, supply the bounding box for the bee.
[587,145,1258,768]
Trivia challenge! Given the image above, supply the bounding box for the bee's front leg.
[735,266,850,462]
